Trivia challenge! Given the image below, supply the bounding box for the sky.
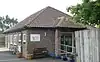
[0,0,81,22]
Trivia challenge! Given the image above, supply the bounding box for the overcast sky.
[0,0,81,21]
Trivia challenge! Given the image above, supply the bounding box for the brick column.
[55,29,59,56]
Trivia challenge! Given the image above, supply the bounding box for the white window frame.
[59,32,75,55]
[13,34,17,45]
[18,34,21,42]
[18,45,21,52]
[10,35,13,44]
[23,34,26,42]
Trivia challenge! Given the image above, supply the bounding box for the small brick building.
[4,6,86,57]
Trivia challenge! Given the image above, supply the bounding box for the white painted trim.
[23,34,26,42]
[19,40,21,42]
[59,32,75,55]
[18,34,21,42]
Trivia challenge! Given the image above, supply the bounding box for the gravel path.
[0,47,66,62]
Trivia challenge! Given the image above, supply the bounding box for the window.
[60,32,75,54]
[10,35,13,44]
[18,46,21,52]
[67,46,72,52]
[18,34,21,42]
[5,36,7,42]
[23,34,26,42]
[61,45,65,50]
[13,34,17,41]
[13,34,17,45]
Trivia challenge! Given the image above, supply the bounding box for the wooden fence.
[75,29,100,62]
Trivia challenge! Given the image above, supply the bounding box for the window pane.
[61,45,65,50]
[65,40,68,45]
[23,34,26,42]
[61,40,64,44]
[68,37,72,46]
[67,46,72,52]
[61,51,64,53]
[65,36,72,46]
[19,34,21,40]
[61,35,64,44]
[24,35,26,40]
[73,48,76,53]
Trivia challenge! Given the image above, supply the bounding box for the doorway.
[60,32,75,55]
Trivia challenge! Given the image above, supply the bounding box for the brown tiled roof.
[56,16,86,28]
[4,6,86,33]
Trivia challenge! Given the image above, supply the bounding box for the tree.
[0,15,18,32]
[67,0,100,28]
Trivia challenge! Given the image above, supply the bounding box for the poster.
[30,34,40,41]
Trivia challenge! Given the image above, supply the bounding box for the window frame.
[18,34,21,42]
[13,34,17,45]
[23,34,26,42]
[59,32,75,55]
[8,35,13,44]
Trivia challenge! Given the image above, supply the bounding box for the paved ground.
[0,47,66,62]
[0,47,9,51]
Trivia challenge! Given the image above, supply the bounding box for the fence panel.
[75,29,100,62]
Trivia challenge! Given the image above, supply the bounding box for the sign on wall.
[30,34,40,41]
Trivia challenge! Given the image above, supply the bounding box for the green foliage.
[68,0,100,28]
[0,15,18,32]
